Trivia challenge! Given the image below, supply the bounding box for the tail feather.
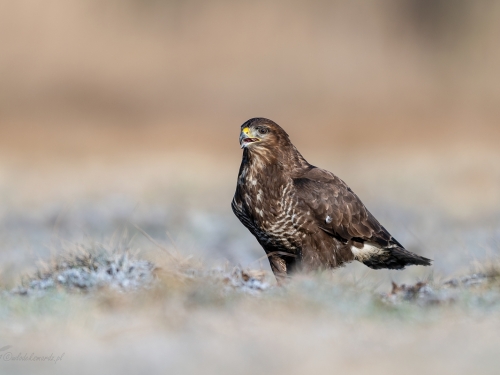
[362,247,432,270]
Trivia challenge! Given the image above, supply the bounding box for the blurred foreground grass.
[1,242,500,375]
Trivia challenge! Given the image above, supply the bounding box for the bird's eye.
[257,127,268,135]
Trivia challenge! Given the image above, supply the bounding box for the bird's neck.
[240,145,310,182]
[287,145,311,173]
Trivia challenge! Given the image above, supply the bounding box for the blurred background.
[2,2,500,375]
[0,0,499,275]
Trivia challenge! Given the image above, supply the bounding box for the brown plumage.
[231,118,431,283]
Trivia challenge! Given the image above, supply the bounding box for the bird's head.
[238,117,310,170]
[239,118,290,151]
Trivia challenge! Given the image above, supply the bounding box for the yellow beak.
[240,127,260,149]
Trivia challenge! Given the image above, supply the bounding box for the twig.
[247,251,296,266]
[132,224,173,257]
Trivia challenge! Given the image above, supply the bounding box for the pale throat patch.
[351,243,383,261]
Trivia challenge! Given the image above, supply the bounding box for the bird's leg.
[266,250,300,285]
[268,254,290,286]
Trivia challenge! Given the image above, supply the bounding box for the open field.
[1,240,500,375]
[0,142,499,375]
[1,1,500,374]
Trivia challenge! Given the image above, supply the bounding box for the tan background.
[1,0,500,265]
[1,0,499,258]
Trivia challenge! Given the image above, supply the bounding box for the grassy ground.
[0,144,498,375]
[1,229,500,375]
[0,140,497,375]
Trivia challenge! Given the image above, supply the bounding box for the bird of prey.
[231,118,431,283]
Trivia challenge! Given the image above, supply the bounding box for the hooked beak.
[239,127,260,149]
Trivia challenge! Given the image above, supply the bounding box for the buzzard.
[232,118,431,283]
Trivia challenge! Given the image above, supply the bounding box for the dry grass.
[1,242,500,375]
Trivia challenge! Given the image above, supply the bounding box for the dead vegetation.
[8,243,270,297]
[11,245,156,295]
[2,243,500,375]
[6,242,500,312]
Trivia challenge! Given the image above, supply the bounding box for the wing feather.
[293,167,399,248]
